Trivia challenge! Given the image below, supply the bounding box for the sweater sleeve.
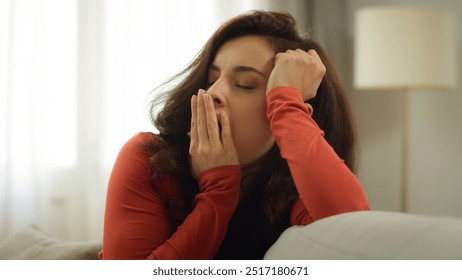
[101,132,241,260]
[266,87,369,225]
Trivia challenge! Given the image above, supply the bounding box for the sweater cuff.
[198,165,241,187]
[267,86,303,101]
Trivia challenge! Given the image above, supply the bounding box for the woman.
[101,10,369,260]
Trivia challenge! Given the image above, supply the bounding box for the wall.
[346,0,462,217]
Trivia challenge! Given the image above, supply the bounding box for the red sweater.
[101,87,369,259]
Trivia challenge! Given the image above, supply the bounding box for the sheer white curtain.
[1,0,310,241]
[1,0,81,240]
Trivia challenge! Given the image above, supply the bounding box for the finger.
[307,49,319,57]
[284,49,300,59]
[307,49,324,66]
[297,49,314,61]
[274,52,282,65]
[190,95,198,149]
[307,49,326,76]
[218,111,235,151]
[203,93,220,147]
[278,49,305,63]
[196,89,209,144]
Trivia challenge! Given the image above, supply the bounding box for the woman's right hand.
[189,89,239,180]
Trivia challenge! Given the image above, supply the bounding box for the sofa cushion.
[0,224,101,260]
[264,211,462,259]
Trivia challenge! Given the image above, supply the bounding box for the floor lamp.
[354,6,456,212]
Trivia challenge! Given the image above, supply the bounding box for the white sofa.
[264,211,462,259]
[0,225,101,260]
[2,211,462,259]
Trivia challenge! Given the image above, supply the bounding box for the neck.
[240,157,266,179]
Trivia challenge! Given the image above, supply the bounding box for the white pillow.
[0,224,101,260]
[264,211,462,259]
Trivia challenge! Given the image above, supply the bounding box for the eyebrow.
[209,64,267,78]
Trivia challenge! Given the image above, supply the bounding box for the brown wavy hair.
[148,10,357,258]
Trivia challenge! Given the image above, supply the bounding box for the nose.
[212,96,222,106]
[206,80,226,108]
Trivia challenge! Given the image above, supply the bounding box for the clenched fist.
[266,49,326,101]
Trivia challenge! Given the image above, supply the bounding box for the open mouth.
[218,120,222,133]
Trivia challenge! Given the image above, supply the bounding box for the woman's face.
[206,35,275,172]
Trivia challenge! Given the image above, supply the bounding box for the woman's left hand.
[266,49,326,101]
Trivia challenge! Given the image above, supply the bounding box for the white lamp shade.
[354,6,457,90]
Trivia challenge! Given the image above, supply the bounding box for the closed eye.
[235,84,254,90]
